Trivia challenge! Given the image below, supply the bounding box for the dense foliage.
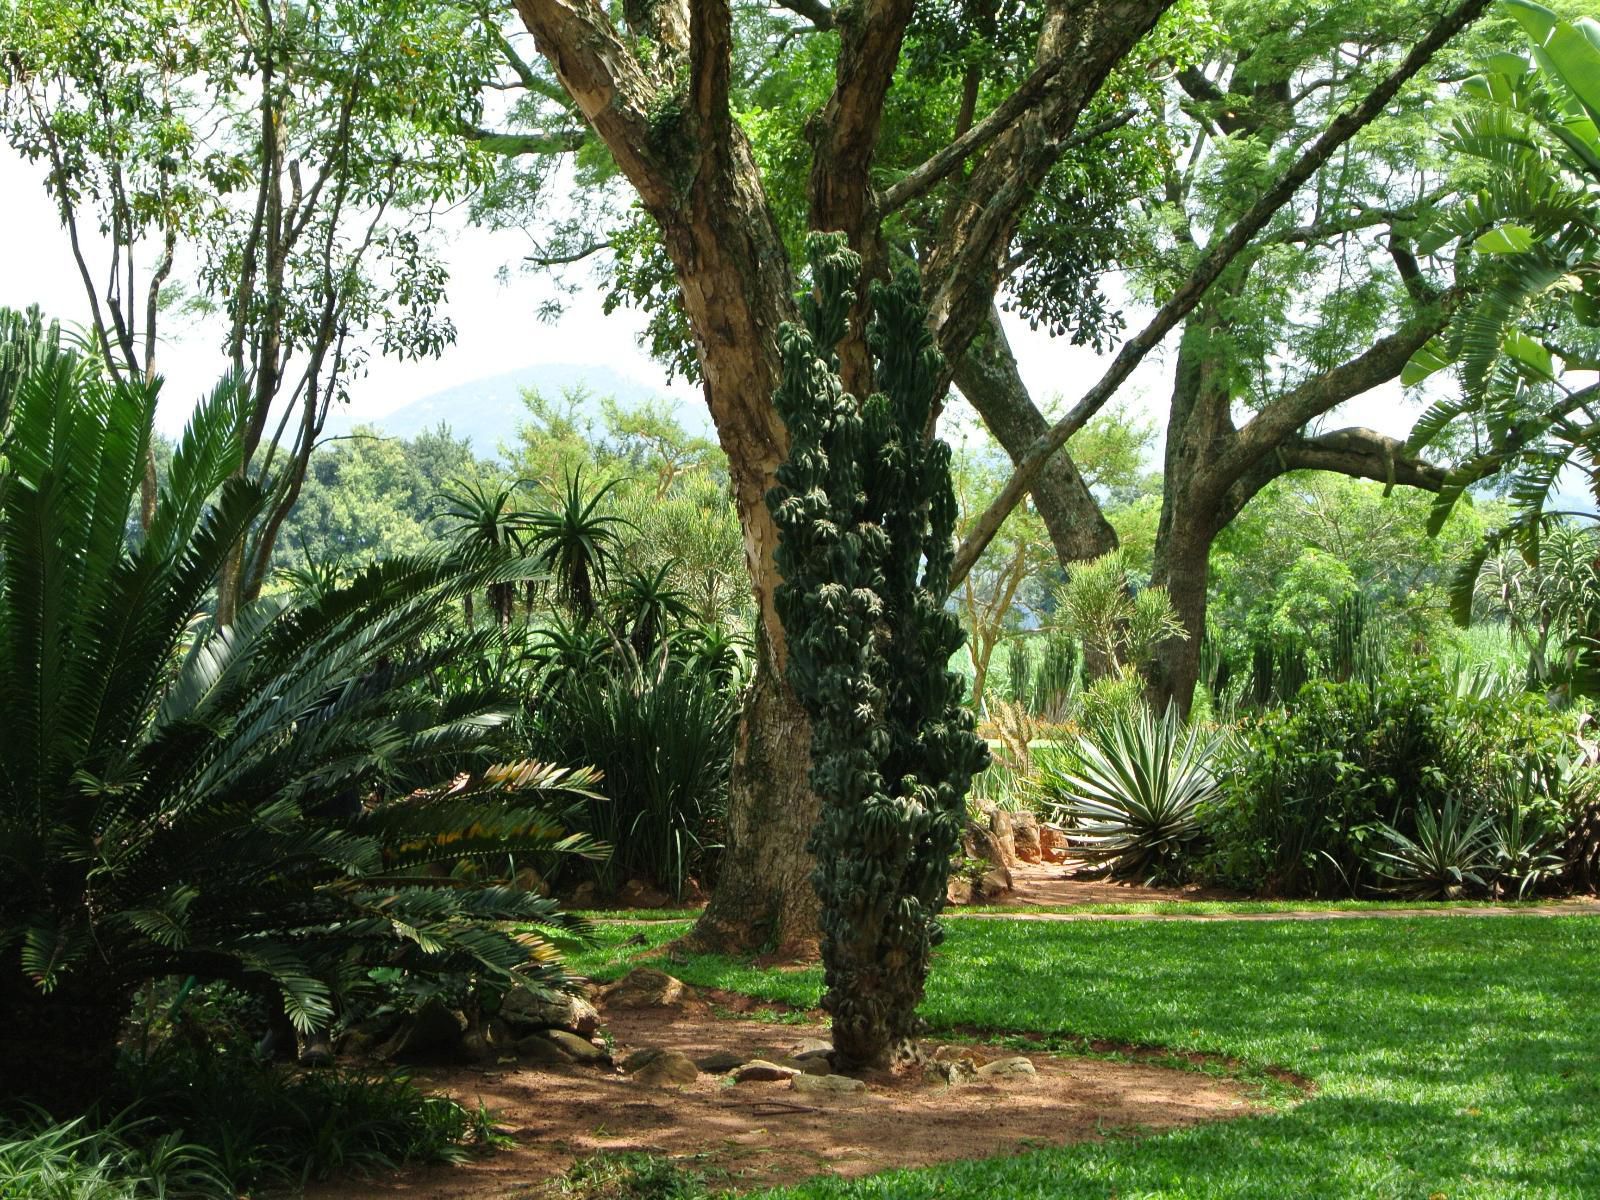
[0,338,599,1112]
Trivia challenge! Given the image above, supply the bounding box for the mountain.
[323,363,709,456]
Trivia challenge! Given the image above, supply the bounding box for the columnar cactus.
[768,233,989,1070]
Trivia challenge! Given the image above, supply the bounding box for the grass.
[572,894,1589,923]
[562,915,1600,1198]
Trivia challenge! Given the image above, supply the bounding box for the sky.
[0,143,1420,456]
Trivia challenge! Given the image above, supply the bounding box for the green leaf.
[1402,338,1453,387]
[1504,330,1556,379]
[1474,224,1538,254]
[1544,19,1600,129]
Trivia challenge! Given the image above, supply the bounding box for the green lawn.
[572,896,1592,923]
[561,916,1600,1198]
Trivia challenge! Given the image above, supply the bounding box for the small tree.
[768,234,988,1071]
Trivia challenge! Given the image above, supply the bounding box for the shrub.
[0,343,600,1113]
[1201,668,1588,897]
[1040,705,1220,885]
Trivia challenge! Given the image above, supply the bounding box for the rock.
[521,1029,611,1066]
[621,1048,665,1073]
[734,1058,800,1082]
[517,1032,577,1065]
[500,988,602,1037]
[978,864,1013,899]
[990,810,1018,865]
[790,1038,833,1056]
[381,998,466,1063]
[1039,824,1069,864]
[617,878,671,909]
[599,968,700,1011]
[1012,812,1042,864]
[694,1050,747,1073]
[976,1055,1037,1080]
[790,1072,867,1097]
[794,1057,832,1077]
[566,880,601,908]
[945,874,975,906]
[632,1051,700,1087]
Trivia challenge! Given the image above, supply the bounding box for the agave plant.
[1367,798,1494,900]
[0,342,603,1113]
[1041,705,1221,885]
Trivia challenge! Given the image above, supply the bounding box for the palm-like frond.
[0,333,603,1083]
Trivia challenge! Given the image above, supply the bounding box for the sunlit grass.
[565,915,1600,1198]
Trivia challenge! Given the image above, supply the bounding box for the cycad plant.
[436,477,536,627]
[1042,705,1221,885]
[0,342,602,1113]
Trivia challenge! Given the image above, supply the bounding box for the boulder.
[1039,824,1069,864]
[500,988,602,1037]
[617,878,671,909]
[978,864,1013,899]
[1012,812,1042,864]
[790,1072,867,1097]
[525,1028,612,1066]
[990,810,1018,865]
[976,1055,1037,1080]
[734,1059,800,1082]
[632,1051,701,1087]
[599,968,700,1011]
[928,1057,978,1085]
[694,1049,747,1073]
[565,880,601,909]
[945,874,975,906]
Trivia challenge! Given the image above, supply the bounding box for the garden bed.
[308,1004,1262,1198]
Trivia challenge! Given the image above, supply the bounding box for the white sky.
[0,144,1415,452]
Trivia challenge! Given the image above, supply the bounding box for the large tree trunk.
[1150,504,1214,715]
[1147,322,1231,715]
[687,623,822,957]
[953,307,1117,566]
[0,972,131,1116]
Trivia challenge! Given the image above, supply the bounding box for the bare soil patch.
[308,1005,1262,1200]
[973,860,1241,907]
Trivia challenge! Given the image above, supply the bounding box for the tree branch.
[878,55,1091,215]
[944,0,1492,594]
[774,0,833,30]
[465,125,588,155]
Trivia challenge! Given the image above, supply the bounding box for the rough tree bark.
[1148,303,1455,711]
[953,306,1118,565]
[513,0,1174,954]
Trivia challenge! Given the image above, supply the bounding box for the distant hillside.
[323,363,709,456]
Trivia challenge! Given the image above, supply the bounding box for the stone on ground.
[976,1055,1037,1079]
[695,1049,747,1073]
[632,1050,701,1087]
[791,1072,868,1096]
[735,1059,800,1082]
[500,988,602,1036]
